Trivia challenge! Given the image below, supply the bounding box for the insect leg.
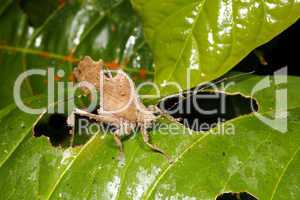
[69,128,75,147]
[122,122,134,136]
[73,108,119,124]
[141,128,173,163]
[67,111,75,146]
[147,105,181,122]
[113,129,125,161]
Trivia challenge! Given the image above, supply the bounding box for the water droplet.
[60,149,74,165]
[185,17,194,24]
[34,36,42,47]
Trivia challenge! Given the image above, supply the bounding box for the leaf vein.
[270,146,300,200]
[45,134,99,200]
[143,133,209,199]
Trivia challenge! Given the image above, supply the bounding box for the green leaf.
[131,0,300,95]
[0,74,299,199]
[0,0,153,109]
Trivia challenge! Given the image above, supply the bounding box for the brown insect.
[67,56,172,163]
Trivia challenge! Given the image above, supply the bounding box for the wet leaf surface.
[0,75,299,199]
[0,0,299,199]
[131,0,300,95]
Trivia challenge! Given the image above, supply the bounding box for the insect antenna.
[164,71,256,112]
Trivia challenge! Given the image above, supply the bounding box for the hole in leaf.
[234,19,299,76]
[216,192,257,200]
[33,113,70,147]
[33,113,91,147]
[159,91,258,131]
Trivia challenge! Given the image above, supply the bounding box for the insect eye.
[103,71,117,78]
[103,71,111,78]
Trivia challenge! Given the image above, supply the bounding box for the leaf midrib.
[0,105,34,169]
[45,134,99,200]
[143,133,209,200]
[270,146,300,200]
[142,107,298,199]
[0,124,33,169]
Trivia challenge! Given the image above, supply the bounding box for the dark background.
[233,19,300,76]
